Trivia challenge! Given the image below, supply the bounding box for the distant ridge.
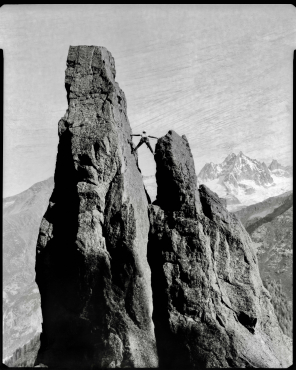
[233,191,293,299]
[246,193,292,234]
[3,177,54,360]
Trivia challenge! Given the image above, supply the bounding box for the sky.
[1,4,295,197]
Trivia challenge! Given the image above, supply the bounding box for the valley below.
[234,191,293,338]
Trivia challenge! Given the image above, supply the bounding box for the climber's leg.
[132,139,144,153]
[146,141,154,154]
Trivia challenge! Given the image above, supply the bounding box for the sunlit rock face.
[35,46,158,369]
[148,130,292,368]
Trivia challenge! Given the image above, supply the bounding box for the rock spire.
[35,46,158,368]
[148,130,292,368]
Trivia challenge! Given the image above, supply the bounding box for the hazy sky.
[1,4,295,197]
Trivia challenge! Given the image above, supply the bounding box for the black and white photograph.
[1,4,294,368]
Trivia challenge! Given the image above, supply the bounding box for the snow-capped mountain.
[198,151,274,187]
[268,159,293,178]
[197,152,292,211]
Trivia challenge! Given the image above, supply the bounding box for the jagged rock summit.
[35,46,158,368]
[35,47,291,368]
[148,130,292,368]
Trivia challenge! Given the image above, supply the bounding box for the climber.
[131,131,158,155]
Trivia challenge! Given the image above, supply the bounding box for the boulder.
[35,46,158,368]
[148,130,292,368]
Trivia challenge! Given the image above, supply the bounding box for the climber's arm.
[131,134,141,137]
[148,136,158,139]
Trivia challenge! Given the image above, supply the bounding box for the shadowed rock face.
[154,131,202,217]
[148,130,292,368]
[35,46,158,368]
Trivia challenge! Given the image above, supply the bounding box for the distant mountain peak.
[225,152,236,160]
[269,159,281,170]
[268,159,292,177]
[196,151,293,210]
[198,151,274,188]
